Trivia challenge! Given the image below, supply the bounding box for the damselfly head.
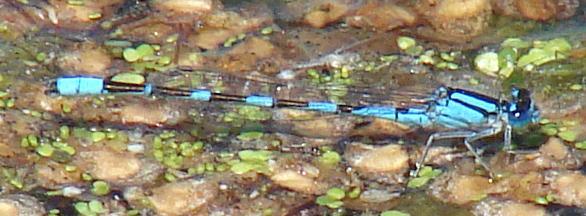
[507,87,540,127]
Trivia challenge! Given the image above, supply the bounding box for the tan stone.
[0,202,18,216]
[551,173,586,207]
[539,137,568,160]
[501,202,546,216]
[79,150,141,181]
[149,179,218,216]
[271,170,322,195]
[153,0,214,14]
[349,144,409,173]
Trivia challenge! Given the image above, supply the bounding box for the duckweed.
[316,187,346,209]
[535,196,549,205]
[558,130,577,142]
[234,106,272,121]
[569,84,583,91]
[36,144,55,157]
[65,165,77,172]
[517,38,572,68]
[261,26,273,35]
[104,40,132,47]
[111,73,145,85]
[88,12,102,20]
[82,173,93,181]
[48,209,60,216]
[61,103,72,113]
[237,131,264,141]
[396,36,416,50]
[91,131,106,142]
[60,126,70,139]
[123,48,140,62]
[152,133,204,169]
[91,180,110,196]
[348,187,361,199]
[158,56,172,65]
[474,52,499,76]
[238,150,271,161]
[35,52,46,62]
[230,150,272,174]
[575,141,586,150]
[75,200,107,216]
[67,0,84,6]
[407,166,442,188]
[164,172,177,182]
[224,36,239,47]
[319,151,341,166]
[381,210,411,216]
[136,44,155,58]
[540,121,580,142]
[326,187,345,200]
[501,38,531,49]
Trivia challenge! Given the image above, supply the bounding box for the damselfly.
[47,69,540,177]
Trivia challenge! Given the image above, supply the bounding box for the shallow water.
[0,0,585,215]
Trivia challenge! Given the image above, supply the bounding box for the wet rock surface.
[0,0,584,215]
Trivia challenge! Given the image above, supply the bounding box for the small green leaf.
[91,132,106,142]
[535,196,548,205]
[260,27,273,35]
[575,141,586,150]
[326,187,345,200]
[74,202,95,216]
[540,124,558,136]
[316,195,344,209]
[230,161,255,174]
[122,48,140,62]
[36,144,55,157]
[111,73,145,85]
[474,52,499,76]
[319,151,341,166]
[91,181,110,196]
[135,44,155,58]
[501,38,531,49]
[407,176,431,188]
[558,130,577,142]
[381,210,411,216]
[238,150,271,161]
[88,200,107,213]
[396,36,416,50]
[348,187,361,199]
[237,131,264,141]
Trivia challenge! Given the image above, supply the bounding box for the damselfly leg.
[463,126,505,178]
[413,130,477,177]
[413,125,504,178]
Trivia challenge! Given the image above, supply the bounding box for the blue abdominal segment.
[307,101,338,113]
[189,90,212,101]
[245,95,274,107]
[57,77,105,95]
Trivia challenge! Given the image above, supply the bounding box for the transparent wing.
[149,67,437,110]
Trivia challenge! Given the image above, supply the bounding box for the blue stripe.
[436,115,470,128]
[351,106,396,120]
[397,108,431,126]
[435,100,486,126]
[307,102,337,113]
[449,91,498,113]
[190,90,211,101]
[245,95,274,107]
